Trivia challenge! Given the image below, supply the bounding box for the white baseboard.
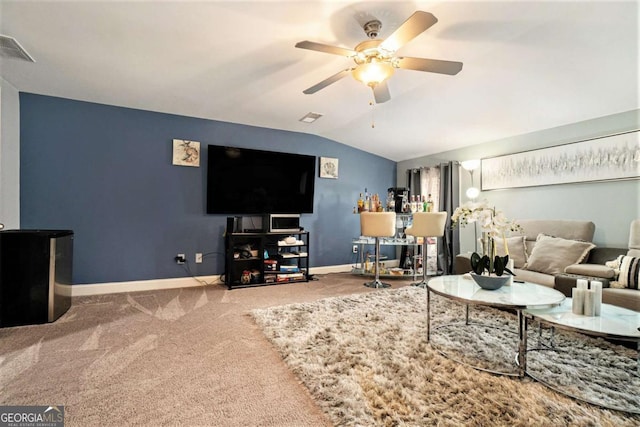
[62,275,223,297]
[64,262,399,297]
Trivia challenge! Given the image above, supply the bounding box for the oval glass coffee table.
[524,299,640,413]
[426,275,565,377]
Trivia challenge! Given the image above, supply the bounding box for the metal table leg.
[518,310,528,377]
[426,287,431,342]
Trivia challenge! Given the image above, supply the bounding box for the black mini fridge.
[0,230,73,327]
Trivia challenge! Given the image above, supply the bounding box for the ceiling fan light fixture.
[296,11,461,102]
[352,60,394,87]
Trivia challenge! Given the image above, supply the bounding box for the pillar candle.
[576,279,588,290]
[572,288,585,315]
[584,289,596,316]
[590,281,603,316]
[506,259,515,286]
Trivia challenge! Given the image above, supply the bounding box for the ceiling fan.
[296,11,463,103]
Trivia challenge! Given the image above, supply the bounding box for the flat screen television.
[206,145,316,214]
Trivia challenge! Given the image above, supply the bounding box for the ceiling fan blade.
[396,57,463,75]
[379,11,438,52]
[372,81,391,103]
[302,68,353,94]
[295,40,357,57]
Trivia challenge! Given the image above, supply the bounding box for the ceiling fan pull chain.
[370,100,375,128]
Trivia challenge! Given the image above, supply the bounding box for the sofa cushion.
[628,219,640,257]
[602,288,640,312]
[513,268,556,288]
[524,234,595,276]
[494,235,527,268]
[564,263,616,279]
[615,255,639,290]
[517,219,595,256]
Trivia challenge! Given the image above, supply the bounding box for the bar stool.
[404,211,448,288]
[360,212,397,288]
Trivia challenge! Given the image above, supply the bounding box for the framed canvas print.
[481,130,639,190]
[172,139,200,167]
[319,157,339,179]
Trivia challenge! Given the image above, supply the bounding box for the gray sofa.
[455,219,639,312]
[555,219,639,311]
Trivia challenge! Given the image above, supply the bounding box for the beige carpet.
[252,285,640,426]
[0,273,391,426]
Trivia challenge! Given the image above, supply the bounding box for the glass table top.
[427,275,566,309]
[525,298,640,340]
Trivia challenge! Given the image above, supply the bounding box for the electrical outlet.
[352,245,358,254]
[195,253,203,263]
[175,253,185,264]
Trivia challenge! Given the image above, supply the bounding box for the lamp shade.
[352,61,394,87]
[461,159,480,171]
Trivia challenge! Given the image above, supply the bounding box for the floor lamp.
[461,159,481,252]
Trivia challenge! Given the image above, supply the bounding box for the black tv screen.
[206,145,316,214]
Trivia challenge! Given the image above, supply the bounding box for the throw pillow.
[524,234,595,275]
[494,235,527,268]
[605,257,625,288]
[616,255,639,290]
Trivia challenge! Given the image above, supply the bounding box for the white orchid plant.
[452,200,523,276]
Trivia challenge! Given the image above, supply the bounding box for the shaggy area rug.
[251,286,640,426]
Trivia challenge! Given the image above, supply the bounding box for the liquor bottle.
[410,195,416,213]
[388,194,395,212]
[357,193,364,212]
[417,195,424,212]
[364,188,370,212]
[404,249,413,271]
[423,195,428,213]
[427,194,434,212]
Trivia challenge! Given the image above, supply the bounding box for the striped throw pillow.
[617,255,640,290]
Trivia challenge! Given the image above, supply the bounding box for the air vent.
[299,112,323,123]
[0,35,35,62]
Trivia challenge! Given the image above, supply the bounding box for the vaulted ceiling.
[1,1,638,161]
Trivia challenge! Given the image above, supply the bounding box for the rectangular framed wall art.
[480,130,639,190]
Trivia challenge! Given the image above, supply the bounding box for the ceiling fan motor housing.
[363,20,382,39]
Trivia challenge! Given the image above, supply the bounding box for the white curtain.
[419,166,441,210]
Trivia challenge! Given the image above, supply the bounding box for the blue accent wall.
[20,93,396,284]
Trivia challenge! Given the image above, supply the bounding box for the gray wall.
[0,78,20,229]
[398,110,640,250]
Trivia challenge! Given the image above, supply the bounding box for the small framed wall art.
[319,157,339,179]
[172,139,200,167]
